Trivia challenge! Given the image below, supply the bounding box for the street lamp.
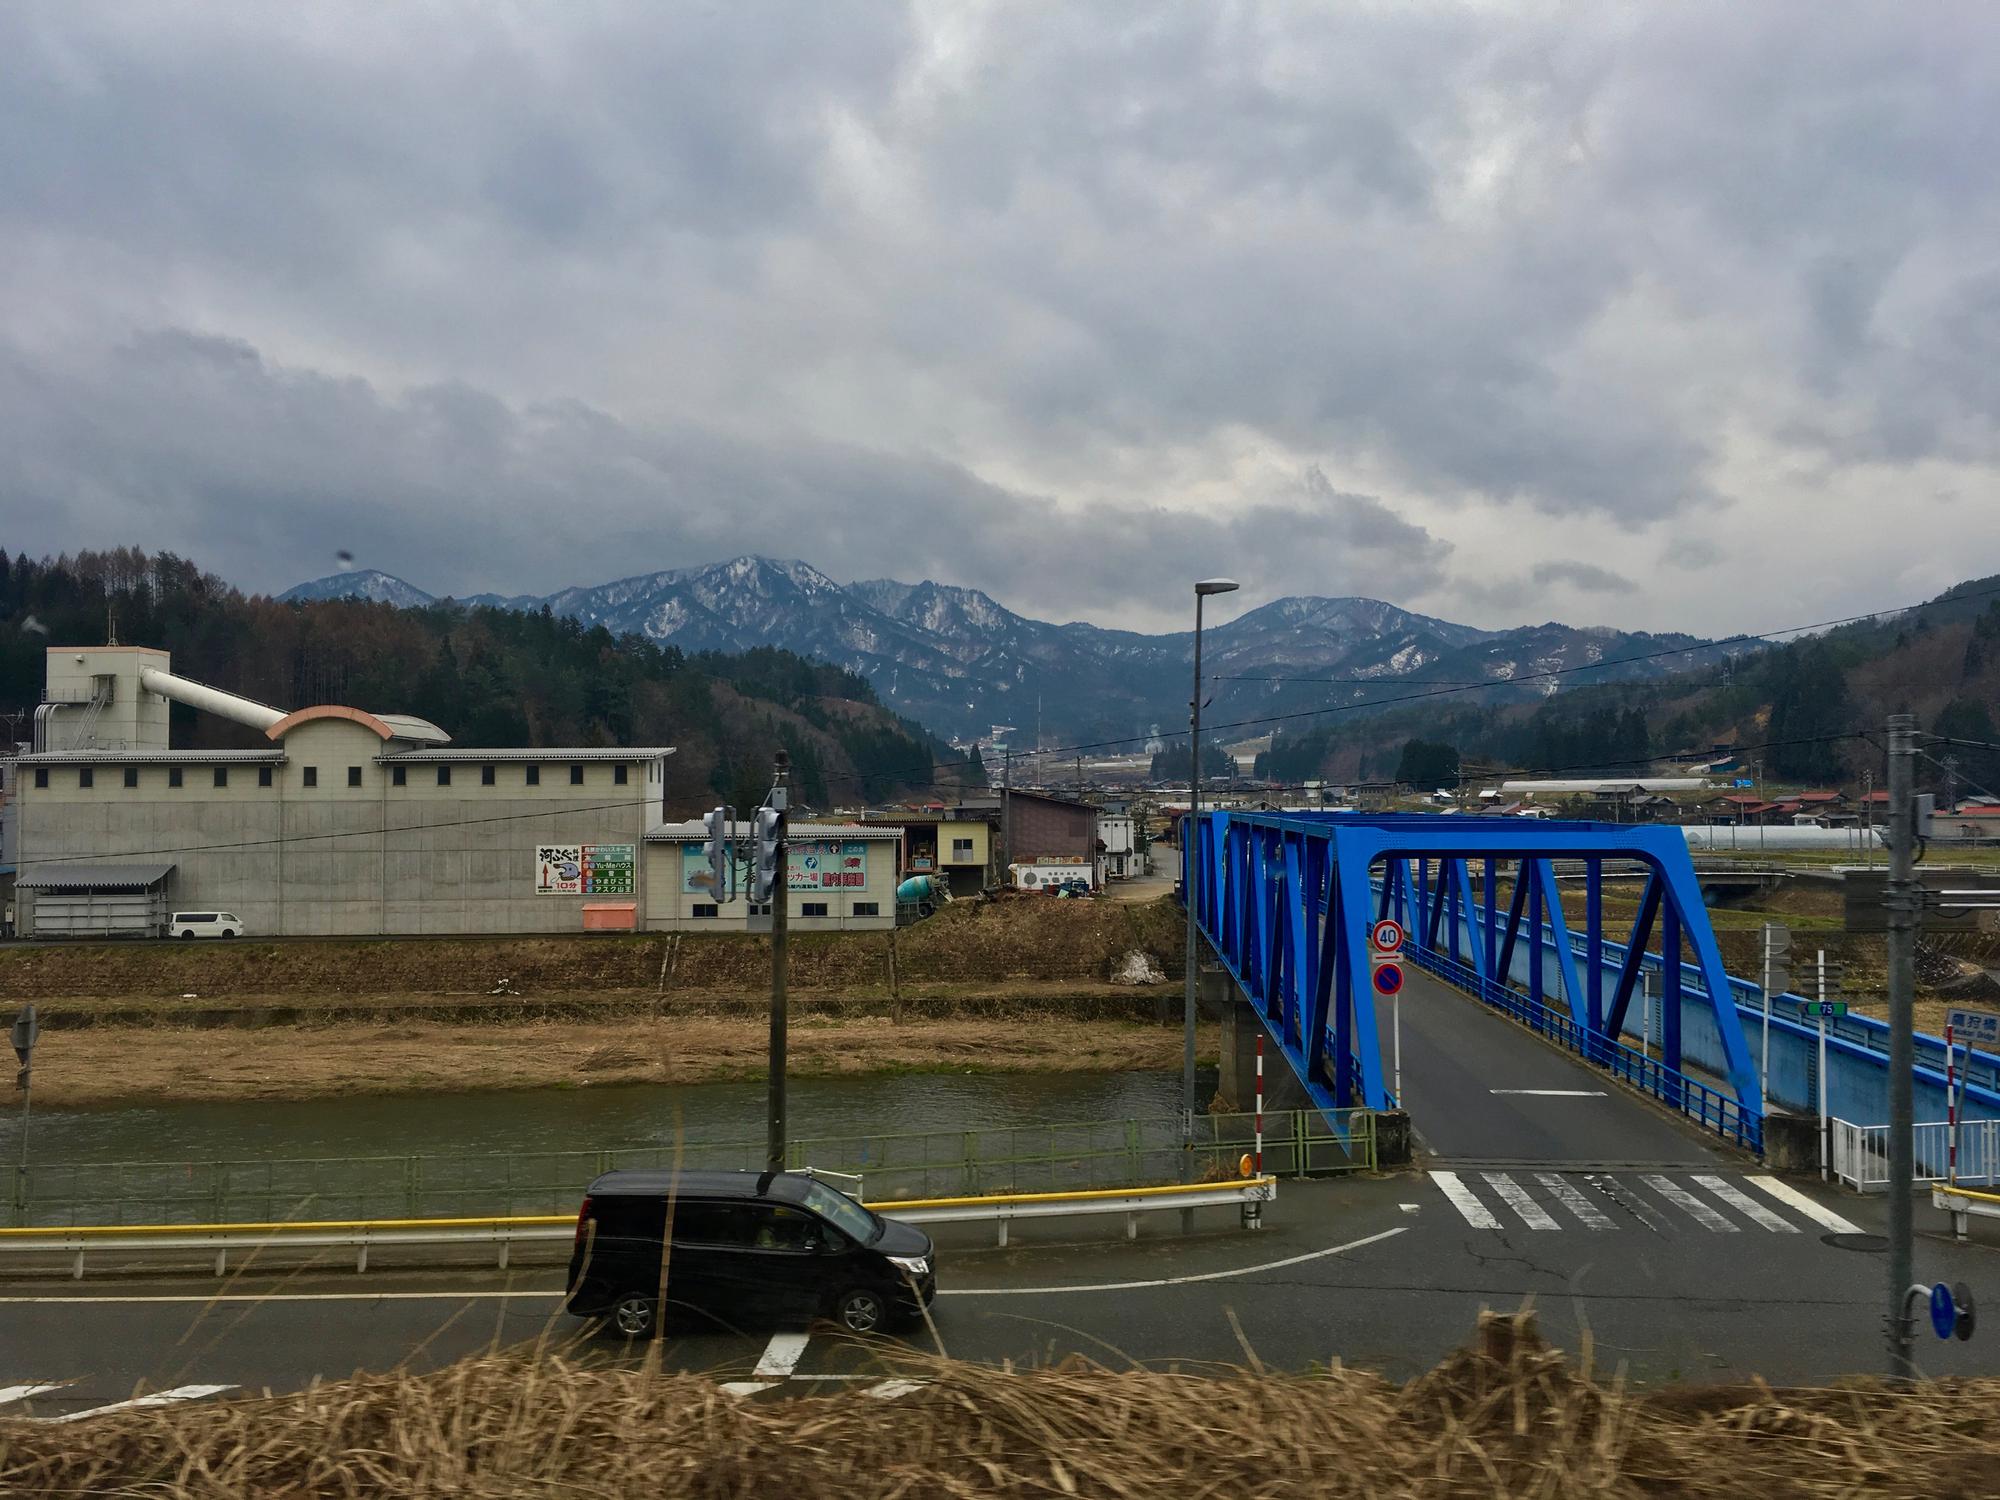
[1183,577,1239,1193]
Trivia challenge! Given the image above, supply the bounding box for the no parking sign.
[1372,962,1404,996]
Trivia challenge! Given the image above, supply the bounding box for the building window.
[303,766,318,788]
[33,768,48,789]
[691,903,719,919]
[481,764,496,786]
[348,766,362,787]
[79,767,94,789]
[168,767,182,789]
[951,837,974,858]
[525,765,540,786]
[437,765,452,787]
[614,763,628,785]
[392,765,407,787]
[123,766,139,788]
[854,902,879,917]
[258,766,273,787]
[214,767,228,788]
[570,763,584,785]
[801,901,829,918]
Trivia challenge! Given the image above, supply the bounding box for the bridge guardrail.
[0,1177,1279,1278]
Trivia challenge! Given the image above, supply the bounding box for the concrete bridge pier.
[1211,974,1313,1115]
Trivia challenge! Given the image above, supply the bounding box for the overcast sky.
[3,3,1995,635]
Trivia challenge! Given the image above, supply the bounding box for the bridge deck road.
[1378,966,1727,1166]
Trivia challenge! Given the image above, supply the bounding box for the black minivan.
[565,1169,937,1338]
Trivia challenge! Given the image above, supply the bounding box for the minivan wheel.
[179,931,195,940]
[221,929,236,938]
[610,1293,659,1339]
[832,1287,888,1334]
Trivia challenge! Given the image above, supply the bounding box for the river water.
[6,1067,1218,1166]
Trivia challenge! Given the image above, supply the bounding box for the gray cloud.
[2,3,1997,633]
[1530,560,1631,592]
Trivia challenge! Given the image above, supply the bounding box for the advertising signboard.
[534,843,635,896]
[789,840,869,892]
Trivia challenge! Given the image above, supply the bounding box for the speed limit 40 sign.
[1369,918,1405,955]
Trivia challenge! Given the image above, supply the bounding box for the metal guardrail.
[0,1178,1280,1278]
[1831,1117,2000,1193]
[1933,1182,2000,1240]
[5,1111,1368,1229]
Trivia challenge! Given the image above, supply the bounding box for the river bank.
[12,1011,1218,1110]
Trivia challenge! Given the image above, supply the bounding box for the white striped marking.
[46,1385,234,1424]
[753,1333,811,1378]
[1430,1171,1502,1229]
[1534,1173,1615,1230]
[0,1382,68,1408]
[1490,1089,1607,1097]
[1642,1174,1738,1232]
[939,1226,1410,1296]
[1483,1173,1560,1230]
[863,1379,924,1400]
[718,1381,769,1398]
[1746,1175,1865,1235]
[1585,1174,1669,1234]
[1693,1175,1799,1233]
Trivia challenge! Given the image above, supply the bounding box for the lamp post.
[1183,577,1239,1203]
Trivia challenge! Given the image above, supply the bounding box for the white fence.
[1830,1117,2000,1193]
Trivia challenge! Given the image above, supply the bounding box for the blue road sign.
[1932,1283,1957,1340]
[1372,962,1404,997]
[1733,778,1755,788]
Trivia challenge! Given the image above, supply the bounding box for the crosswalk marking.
[0,1382,68,1408]
[1482,1172,1560,1230]
[1747,1175,1865,1235]
[45,1385,235,1424]
[1640,1175,1739,1232]
[753,1333,812,1378]
[863,1379,924,1400]
[1432,1169,1856,1237]
[1583,1174,1670,1234]
[1694,1174,1798,1233]
[1431,1170,1502,1229]
[1534,1173,1614,1229]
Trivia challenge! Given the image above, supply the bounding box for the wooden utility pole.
[1884,713,1917,1378]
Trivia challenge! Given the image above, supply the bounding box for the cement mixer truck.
[896,873,951,920]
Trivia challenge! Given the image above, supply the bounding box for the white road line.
[1489,1089,1607,1097]
[718,1381,770,1398]
[1430,1171,1502,1229]
[0,1382,68,1407]
[1746,1175,1865,1235]
[1693,1175,1799,1233]
[46,1385,235,1424]
[1534,1174,1615,1230]
[937,1225,1410,1297]
[1482,1173,1560,1230]
[1642,1174,1739,1232]
[863,1379,924,1400]
[753,1332,811,1378]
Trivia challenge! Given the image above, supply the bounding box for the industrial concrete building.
[15,644,683,938]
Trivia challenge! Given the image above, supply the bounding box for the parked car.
[167,912,246,939]
[565,1168,936,1339]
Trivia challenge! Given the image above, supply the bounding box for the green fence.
[4,1110,1376,1229]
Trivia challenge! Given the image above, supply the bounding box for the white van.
[167,912,246,939]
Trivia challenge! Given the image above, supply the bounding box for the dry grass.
[23,1014,1217,1109]
[5,1312,1999,1498]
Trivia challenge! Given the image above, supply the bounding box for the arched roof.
[266,705,397,741]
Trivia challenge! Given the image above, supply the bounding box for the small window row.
[34,762,633,791]
[687,900,881,919]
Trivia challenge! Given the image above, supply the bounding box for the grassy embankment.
[0,899,1197,1109]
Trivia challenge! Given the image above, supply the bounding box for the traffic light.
[751,806,782,904]
[699,806,731,901]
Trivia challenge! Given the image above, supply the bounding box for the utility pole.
[766,751,790,1175]
[1183,579,1238,1220]
[10,1006,36,1217]
[1000,749,1012,884]
[1885,713,1918,1379]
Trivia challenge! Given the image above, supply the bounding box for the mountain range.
[280,559,1715,746]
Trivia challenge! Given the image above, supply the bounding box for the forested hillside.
[0,549,972,813]
[1256,575,2000,797]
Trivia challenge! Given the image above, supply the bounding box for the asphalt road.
[4,978,1996,1421]
[1378,966,1727,1166]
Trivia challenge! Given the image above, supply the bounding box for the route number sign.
[1796,1001,1847,1019]
[1369,918,1405,954]
[1372,962,1404,996]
